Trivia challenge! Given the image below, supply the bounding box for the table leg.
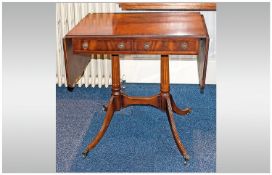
[170,95,192,115]
[160,55,190,164]
[82,96,115,158]
[160,55,170,94]
[82,54,122,158]
[102,55,122,111]
[165,96,190,164]
[111,55,122,111]
[82,54,191,163]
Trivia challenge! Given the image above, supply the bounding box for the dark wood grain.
[122,93,161,109]
[119,3,216,11]
[72,38,199,55]
[160,55,170,93]
[66,12,208,38]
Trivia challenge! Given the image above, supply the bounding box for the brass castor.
[186,108,192,115]
[102,105,108,111]
[183,154,190,165]
[82,149,89,159]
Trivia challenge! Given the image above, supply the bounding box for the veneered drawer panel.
[172,39,199,52]
[134,39,199,54]
[73,39,132,51]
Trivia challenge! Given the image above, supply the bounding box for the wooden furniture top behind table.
[119,3,216,11]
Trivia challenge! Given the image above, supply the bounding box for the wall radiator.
[56,3,120,88]
[56,3,216,88]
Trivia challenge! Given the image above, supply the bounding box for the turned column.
[160,55,170,93]
[111,54,122,110]
[160,55,171,111]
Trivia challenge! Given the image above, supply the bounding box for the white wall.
[121,56,216,85]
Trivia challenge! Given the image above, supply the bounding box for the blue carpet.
[56,83,216,172]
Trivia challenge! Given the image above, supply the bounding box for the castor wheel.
[102,105,108,111]
[186,108,192,115]
[183,154,190,165]
[82,149,89,159]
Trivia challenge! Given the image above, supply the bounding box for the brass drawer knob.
[144,43,150,50]
[180,42,188,50]
[82,41,89,50]
[118,42,125,49]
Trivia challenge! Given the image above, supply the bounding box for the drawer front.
[72,38,199,54]
[134,39,199,54]
[73,39,132,51]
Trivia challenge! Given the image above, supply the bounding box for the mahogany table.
[63,12,209,164]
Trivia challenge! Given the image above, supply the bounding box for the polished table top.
[64,12,209,89]
[66,12,208,38]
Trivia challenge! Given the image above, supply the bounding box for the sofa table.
[63,12,209,164]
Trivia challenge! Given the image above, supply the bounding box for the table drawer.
[73,39,132,51]
[134,39,199,54]
[73,38,199,54]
